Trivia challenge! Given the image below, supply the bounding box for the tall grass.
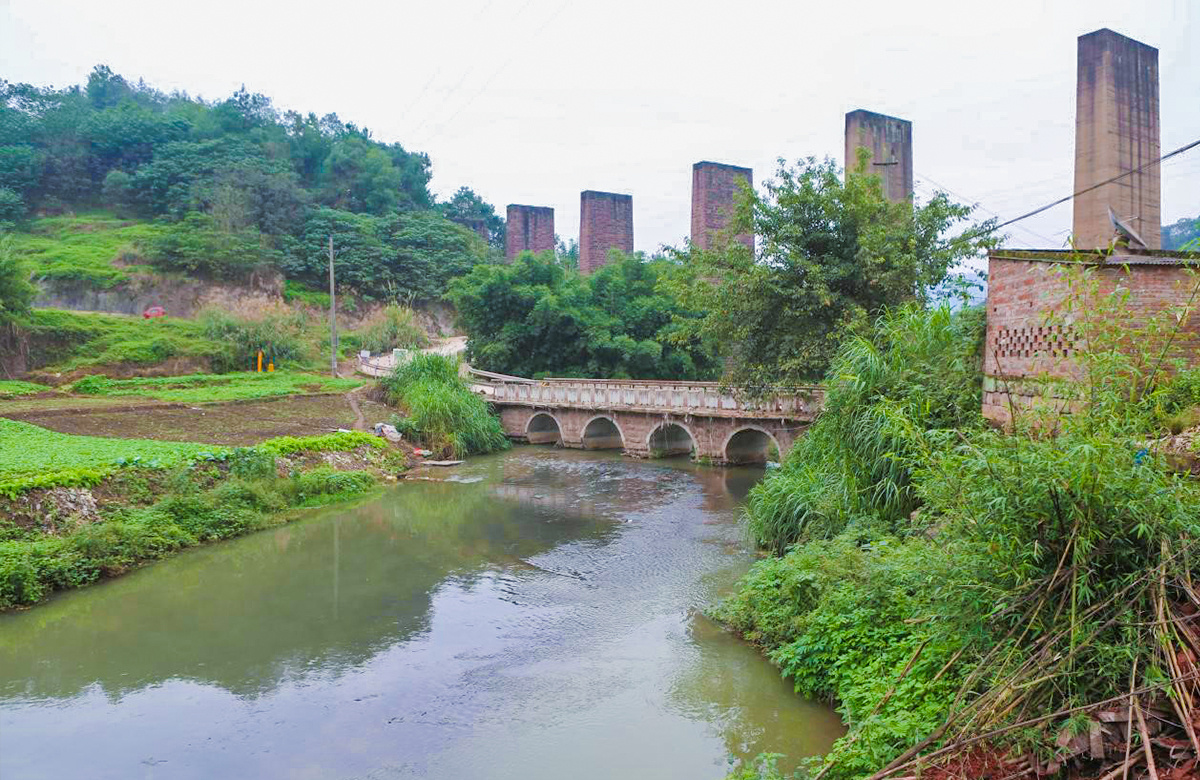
[379,353,508,458]
[747,304,985,551]
[351,304,429,353]
[198,306,310,372]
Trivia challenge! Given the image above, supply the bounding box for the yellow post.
[257,350,263,373]
[268,362,274,372]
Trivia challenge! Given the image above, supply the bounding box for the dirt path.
[345,385,368,430]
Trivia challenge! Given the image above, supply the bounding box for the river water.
[0,448,842,779]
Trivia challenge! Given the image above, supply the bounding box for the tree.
[0,188,25,226]
[85,65,131,110]
[663,154,996,391]
[440,186,504,249]
[446,251,718,379]
[0,234,36,322]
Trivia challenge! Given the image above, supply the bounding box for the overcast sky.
[3,0,1197,252]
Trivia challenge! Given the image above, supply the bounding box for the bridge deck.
[472,371,822,421]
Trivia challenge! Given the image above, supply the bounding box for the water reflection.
[0,448,841,780]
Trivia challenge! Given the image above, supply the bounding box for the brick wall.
[505,205,555,261]
[844,109,913,203]
[691,161,753,251]
[983,252,1199,424]
[1073,29,1160,250]
[579,191,633,275]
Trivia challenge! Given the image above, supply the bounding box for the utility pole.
[328,235,338,377]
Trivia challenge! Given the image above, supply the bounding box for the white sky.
[2,0,1197,252]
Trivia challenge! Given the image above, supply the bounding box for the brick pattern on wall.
[1072,29,1160,250]
[579,191,633,275]
[505,205,555,261]
[844,109,913,204]
[690,162,753,251]
[983,253,1200,424]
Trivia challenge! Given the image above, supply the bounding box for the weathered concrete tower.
[691,161,754,251]
[505,205,555,261]
[844,109,913,203]
[1072,28,1160,250]
[579,191,633,275]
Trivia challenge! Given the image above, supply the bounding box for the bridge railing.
[468,370,822,418]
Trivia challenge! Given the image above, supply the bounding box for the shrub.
[198,306,309,372]
[379,353,509,458]
[746,304,985,551]
[256,430,383,456]
[281,467,375,505]
[0,233,36,322]
[352,304,429,353]
[0,187,25,225]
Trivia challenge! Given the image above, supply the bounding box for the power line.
[415,0,572,147]
[915,172,1059,246]
[408,0,539,139]
[991,136,1200,232]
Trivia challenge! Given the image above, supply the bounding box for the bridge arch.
[526,412,563,446]
[648,421,697,458]
[722,426,780,465]
[581,415,625,450]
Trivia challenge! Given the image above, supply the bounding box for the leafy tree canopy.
[446,250,719,380]
[440,186,505,249]
[663,153,997,390]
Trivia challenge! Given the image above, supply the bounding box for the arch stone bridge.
[467,369,824,465]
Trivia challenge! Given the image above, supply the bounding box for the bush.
[746,304,985,551]
[0,233,36,322]
[146,210,279,278]
[256,430,383,456]
[352,304,429,353]
[379,353,509,458]
[198,306,309,372]
[0,187,26,226]
[281,467,375,505]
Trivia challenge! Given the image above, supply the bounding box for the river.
[0,447,843,779]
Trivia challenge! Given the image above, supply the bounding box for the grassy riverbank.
[0,421,399,610]
[380,353,509,458]
[718,302,1200,779]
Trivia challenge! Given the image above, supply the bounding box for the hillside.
[0,65,506,309]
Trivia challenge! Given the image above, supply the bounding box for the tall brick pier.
[579,191,633,274]
[844,109,913,203]
[505,204,555,261]
[691,162,753,251]
[1072,28,1160,250]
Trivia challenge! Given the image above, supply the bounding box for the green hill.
[1,65,506,302]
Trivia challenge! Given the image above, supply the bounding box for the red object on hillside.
[143,306,166,319]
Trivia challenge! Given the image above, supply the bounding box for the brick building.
[982,250,1199,425]
[579,191,633,275]
[691,162,753,251]
[505,205,555,261]
[979,29,1192,425]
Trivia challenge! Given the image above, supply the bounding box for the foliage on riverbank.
[745,305,986,551]
[446,250,720,380]
[380,353,509,458]
[719,289,1200,778]
[0,422,398,609]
